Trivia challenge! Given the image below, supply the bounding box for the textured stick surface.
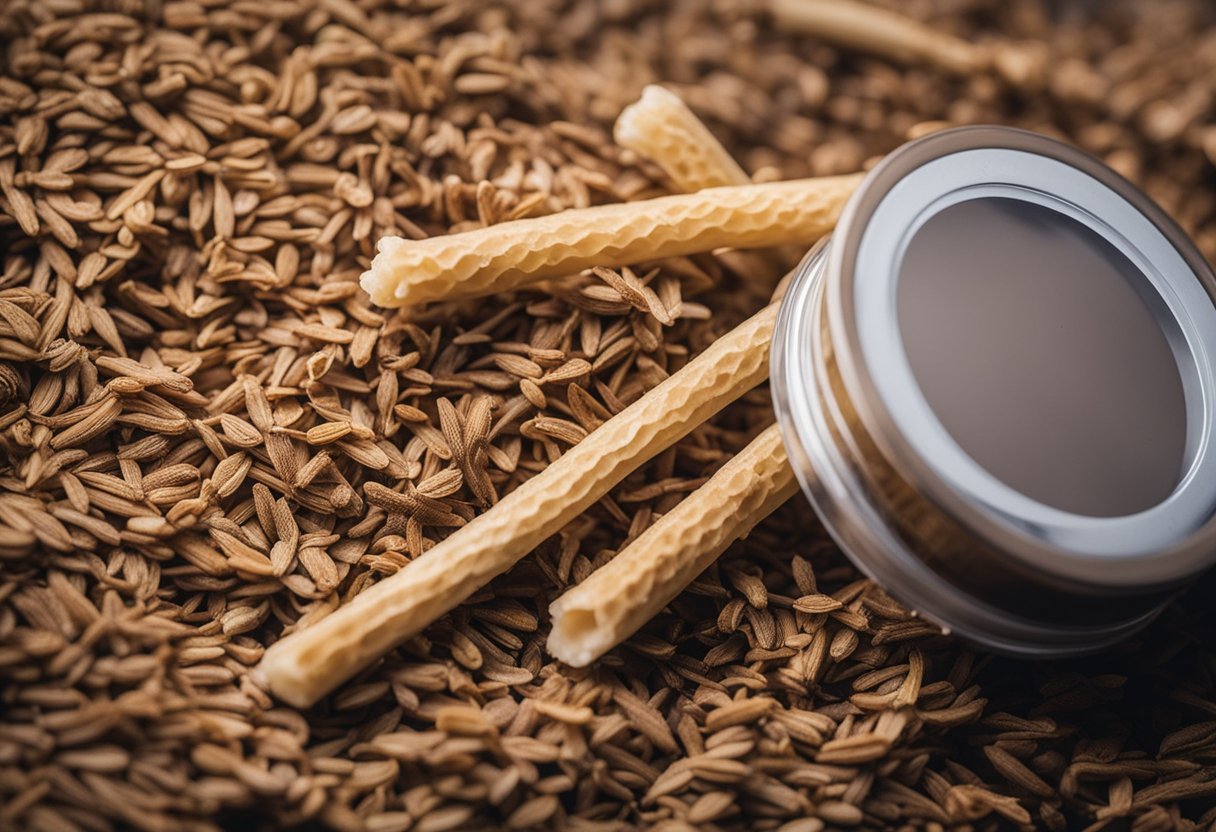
[614,85,751,191]
[360,174,861,307]
[548,424,798,667]
[258,304,779,707]
[770,0,986,77]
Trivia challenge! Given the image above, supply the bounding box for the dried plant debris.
[1,1,1215,831]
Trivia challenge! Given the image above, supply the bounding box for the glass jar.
[771,126,1216,656]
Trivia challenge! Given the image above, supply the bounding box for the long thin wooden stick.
[770,0,986,76]
[770,0,1045,89]
[360,174,860,307]
[257,304,778,707]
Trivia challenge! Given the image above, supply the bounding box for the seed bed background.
[1,1,1215,831]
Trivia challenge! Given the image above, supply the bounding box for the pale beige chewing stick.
[257,304,779,707]
[360,173,862,307]
[614,85,751,192]
[769,0,986,77]
[615,84,795,285]
[548,423,798,667]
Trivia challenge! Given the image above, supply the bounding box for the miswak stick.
[360,173,861,307]
[769,0,986,77]
[614,85,751,191]
[548,423,798,667]
[769,0,1046,89]
[258,304,779,708]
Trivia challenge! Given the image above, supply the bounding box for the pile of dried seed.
[2,0,1215,830]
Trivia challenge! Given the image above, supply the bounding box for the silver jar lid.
[772,125,1216,657]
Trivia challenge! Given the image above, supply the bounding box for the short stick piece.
[548,423,798,667]
[615,85,751,191]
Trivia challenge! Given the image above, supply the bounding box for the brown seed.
[793,594,843,614]
[306,421,353,445]
[454,73,513,96]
